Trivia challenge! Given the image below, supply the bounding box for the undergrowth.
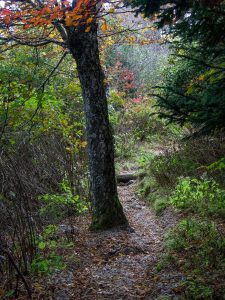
[164,218,225,299]
[137,134,225,298]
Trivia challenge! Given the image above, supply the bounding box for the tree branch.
[38,51,69,91]
[172,53,225,71]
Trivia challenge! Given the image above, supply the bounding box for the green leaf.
[38,241,46,250]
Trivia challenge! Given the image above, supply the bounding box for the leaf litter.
[47,182,184,300]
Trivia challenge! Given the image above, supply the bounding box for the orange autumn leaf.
[101,22,108,32]
[1,0,97,29]
[41,7,51,14]
[86,17,93,24]
[65,17,74,26]
[23,24,30,30]
[3,16,10,25]
[85,26,91,32]
[53,6,59,13]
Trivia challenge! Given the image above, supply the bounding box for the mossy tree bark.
[68,22,128,230]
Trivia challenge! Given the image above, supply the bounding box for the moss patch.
[90,197,128,231]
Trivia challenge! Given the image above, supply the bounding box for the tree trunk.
[68,23,128,230]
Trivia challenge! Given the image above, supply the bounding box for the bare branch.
[39,50,69,91]
[0,35,67,48]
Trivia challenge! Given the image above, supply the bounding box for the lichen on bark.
[91,196,128,230]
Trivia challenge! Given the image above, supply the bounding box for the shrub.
[170,177,225,218]
[154,198,168,216]
[108,90,125,110]
[31,224,74,275]
[164,217,225,298]
[114,132,136,159]
[39,180,89,223]
[31,254,64,274]
[180,277,214,300]
[139,136,225,200]
[165,218,224,263]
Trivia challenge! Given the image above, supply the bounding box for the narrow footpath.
[50,183,183,300]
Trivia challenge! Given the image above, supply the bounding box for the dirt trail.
[51,183,184,300]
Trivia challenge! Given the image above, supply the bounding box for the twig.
[0,245,32,299]
[38,51,69,92]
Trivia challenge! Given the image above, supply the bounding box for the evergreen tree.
[129,0,225,133]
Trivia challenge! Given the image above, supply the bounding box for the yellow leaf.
[108,8,115,13]
[186,84,194,95]
[198,74,205,81]
[127,36,136,43]
[103,78,110,85]
[79,141,87,148]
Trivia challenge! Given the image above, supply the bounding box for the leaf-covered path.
[51,183,183,299]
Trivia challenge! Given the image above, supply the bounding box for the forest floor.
[41,181,185,300]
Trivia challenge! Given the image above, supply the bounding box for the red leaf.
[2,9,10,16]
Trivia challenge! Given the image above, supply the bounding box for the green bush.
[31,225,63,274]
[114,132,136,159]
[39,180,89,223]
[150,155,197,188]
[137,147,198,212]
[164,217,225,298]
[31,224,75,274]
[154,198,168,216]
[180,277,214,300]
[165,218,224,263]
[31,254,64,274]
[138,137,225,204]
[170,177,225,218]
[108,90,125,109]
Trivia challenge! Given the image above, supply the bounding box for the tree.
[0,0,128,230]
[129,0,225,134]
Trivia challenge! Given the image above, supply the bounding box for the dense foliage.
[130,0,225,134]
[0,0,225,298]
[0,45,89,296]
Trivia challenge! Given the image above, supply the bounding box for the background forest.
[0,0,225,299]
